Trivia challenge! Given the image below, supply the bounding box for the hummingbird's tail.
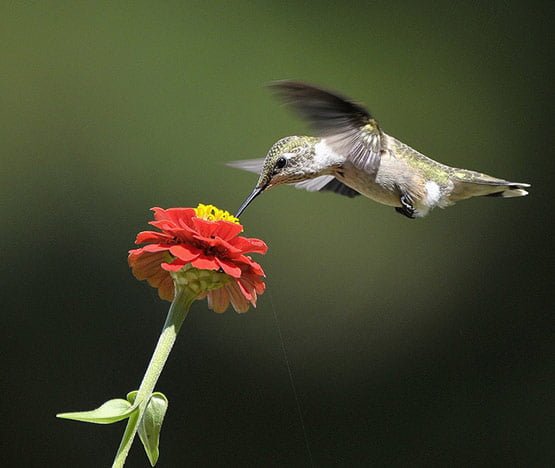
[450,169,530,201]
[484,185,530,198]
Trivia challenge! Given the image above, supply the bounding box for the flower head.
[128,204,267,313]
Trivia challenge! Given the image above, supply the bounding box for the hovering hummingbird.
[230,81,530,219]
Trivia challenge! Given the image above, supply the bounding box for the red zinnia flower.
[128,204,267,313]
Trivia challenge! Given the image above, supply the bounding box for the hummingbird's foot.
[395,194,416,219]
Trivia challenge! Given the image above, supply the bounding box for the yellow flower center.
[194,204,239,224]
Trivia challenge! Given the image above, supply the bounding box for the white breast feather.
[425,181,441,206]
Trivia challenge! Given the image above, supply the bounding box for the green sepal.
[128,391,169,466]
[56,398,137,424]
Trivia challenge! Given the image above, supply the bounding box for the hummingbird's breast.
[337,151,426,208]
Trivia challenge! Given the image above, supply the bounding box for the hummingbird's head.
[236,136,317,217]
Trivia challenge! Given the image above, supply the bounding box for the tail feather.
[485,185,529,198]
[450,169,530,201]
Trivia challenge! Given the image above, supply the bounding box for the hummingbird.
[230,81,530,219]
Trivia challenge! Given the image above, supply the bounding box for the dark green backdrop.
[2,2,552,466]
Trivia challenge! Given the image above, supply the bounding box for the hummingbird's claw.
[395,194,416,219]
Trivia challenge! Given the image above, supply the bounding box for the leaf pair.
[57,391,168,466]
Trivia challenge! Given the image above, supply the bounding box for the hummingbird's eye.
[275,157,287,170]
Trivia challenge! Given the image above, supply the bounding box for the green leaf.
[138,392,169,466]
[126,390,139,404]
[56,398,136,424]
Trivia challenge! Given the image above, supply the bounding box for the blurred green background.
[2,1,553,466]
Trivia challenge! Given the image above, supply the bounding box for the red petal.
[169,244,201,262]
[149,220,197,240]
[165,208,196,228]
[235,256,265,276]
[211,220,243,241]
[150,207,168,221]
[128,247,143,260]
[152,207,195,224]
[240,271,266,295]
[191,217,219,238]
[161,259,187,272]
[230,236,268,254]
[191,255,219,271]
[193,235,242,255]
[236,278,254,301]
[191,217,243,240]
[135,231,173,245]
[142,243,173,253]
[215,258,242,278]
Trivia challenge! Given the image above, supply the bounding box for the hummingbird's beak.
[235,184,266,217]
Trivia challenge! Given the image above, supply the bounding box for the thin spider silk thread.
[267,288,314,467]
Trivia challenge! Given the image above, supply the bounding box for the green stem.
[112,286,196,468]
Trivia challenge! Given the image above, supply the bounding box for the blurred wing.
[294,175,334,191]
[319,178,361,198]
[269,80,383,174]
[295,176,361,198]
[227,158,264,174]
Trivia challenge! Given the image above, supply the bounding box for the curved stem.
[112,287,195,468]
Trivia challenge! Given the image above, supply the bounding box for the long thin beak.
[236,185,265,217]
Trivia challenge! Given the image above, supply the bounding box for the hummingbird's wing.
[319,178,361,198]
[227,158,265,174]
[269,81,383,174]
[293,175,335,191]
[293,175,359,197]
